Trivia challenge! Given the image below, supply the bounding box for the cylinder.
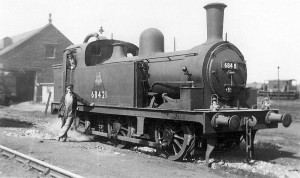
[265,112,282,123]
[265,111,292,127]
[228,115,241,131]
[204,3,227,43]
[214,115,229,125]
[211,114,240,131]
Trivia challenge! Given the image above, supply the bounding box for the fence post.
[45,92,52,115]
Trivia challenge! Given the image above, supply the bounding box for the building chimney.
[48,13,52,24]
[204,3,227,43]
[3,37,12,48]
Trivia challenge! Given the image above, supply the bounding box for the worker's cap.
[66,84,74,89]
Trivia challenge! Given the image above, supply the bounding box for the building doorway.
[15,71,36,102]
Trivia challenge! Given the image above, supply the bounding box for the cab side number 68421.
[91,90,107,99]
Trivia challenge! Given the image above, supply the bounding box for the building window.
[45,44,56,59]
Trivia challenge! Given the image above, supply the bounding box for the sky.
[0,0,300,84]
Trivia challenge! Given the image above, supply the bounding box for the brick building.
[0,16,72,103]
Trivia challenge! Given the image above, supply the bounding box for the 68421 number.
[91,90,107,99]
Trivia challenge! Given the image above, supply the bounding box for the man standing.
[57,84,94,141]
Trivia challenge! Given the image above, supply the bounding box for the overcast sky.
[1,0,299,83]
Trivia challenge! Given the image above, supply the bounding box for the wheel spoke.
[172,144,178,155]
[155,124,191,161]
[119,130,126,136]
[173,139,182,150]
[120,126,128,131]
[174,134,184,140]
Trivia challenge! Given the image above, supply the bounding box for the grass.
[258,97,300,121]
[256,97,300,145]
[271,99,300,123]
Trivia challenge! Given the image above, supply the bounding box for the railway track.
[0,145,84,178]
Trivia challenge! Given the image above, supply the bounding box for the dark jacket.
[58,92,91,118]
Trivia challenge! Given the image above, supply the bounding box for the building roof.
[266,79,297,82]
[0,23,51,56]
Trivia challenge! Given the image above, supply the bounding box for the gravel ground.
[0,101,300,177]
[0,156,48,178]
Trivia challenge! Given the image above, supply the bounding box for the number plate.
[221,62,238,70]
[91,90,107,99]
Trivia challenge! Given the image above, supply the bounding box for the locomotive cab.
[84,39,139,66]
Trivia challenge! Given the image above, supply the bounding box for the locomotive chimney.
[110,43,127,60]
[204,3,227,43]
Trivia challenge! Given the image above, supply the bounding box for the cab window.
[85,43,113,66]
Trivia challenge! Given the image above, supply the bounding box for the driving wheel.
[155,123,192,161]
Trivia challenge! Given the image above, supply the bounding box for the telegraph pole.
[278,66,280,99]
[174,37,176,51]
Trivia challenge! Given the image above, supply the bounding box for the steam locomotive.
[51,3,292,164]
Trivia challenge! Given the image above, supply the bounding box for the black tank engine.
[51,3,292,164]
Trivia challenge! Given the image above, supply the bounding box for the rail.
[0,145,85,178]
